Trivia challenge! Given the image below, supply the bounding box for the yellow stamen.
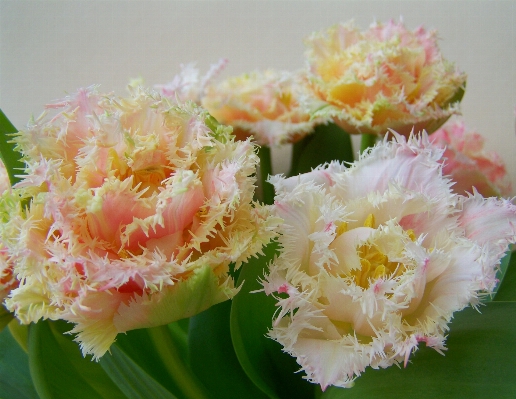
[364,214,375,228]
[373,264,387,280]
[406,229,416,241]
[336,222,348,236]
[353,242,405,289]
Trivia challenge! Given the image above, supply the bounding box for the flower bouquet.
[1,19,515,399]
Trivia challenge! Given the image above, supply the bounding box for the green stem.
[148,325,210,399]
[288,134,312,177]
[360,133,377,154]
[258,145,274,205]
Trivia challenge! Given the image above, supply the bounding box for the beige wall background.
[1,0,515,191]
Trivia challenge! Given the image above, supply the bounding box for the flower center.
[108,149,169,196]
[346,214,414,289]
[352,243,403,288]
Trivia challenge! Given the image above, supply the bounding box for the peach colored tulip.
[202,69,330,146]
[304,20,467,136]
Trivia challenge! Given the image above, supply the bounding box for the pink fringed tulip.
[261,132,516,389]
[431,119,512,197]
[304,20,467,136]
[202,69,330,146]
[0,86,278,359]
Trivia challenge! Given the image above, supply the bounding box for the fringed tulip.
[156,59,228,104]
[261,132,516,389]
[304,20,467,136]
[431,119,512,197]
[202,69,330,146]
[0,86,278,359]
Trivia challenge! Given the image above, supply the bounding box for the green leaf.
[289,123,354,177]
[147,325,211,399]
[0,305,13,332]
[8,318,29,353]
[100,345,178,399]
[189,300,268,399]
[321,302,516,399]
[28,320,127,399]
[0,325,38,399]
[0,108,25,186]
[493,249,516,301]
[113,324,209,399]
[230,242,316,399]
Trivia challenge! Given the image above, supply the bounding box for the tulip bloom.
[0,159,16,302]
[261,133,516,389]
[304,20,467,136]
[156,58,228,104]
[202,69,330,146]
[0,86,278,359]
[431,120,512,197]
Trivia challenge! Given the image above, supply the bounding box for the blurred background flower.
[304,20,467,136]
[202,69,330,146]
[430,118,512,197]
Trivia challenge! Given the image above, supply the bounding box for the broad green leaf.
[100,345,178,399]
[115,327,184,395]
[0,305,13,332]
[28,320,126,399]
[167,318,189,361]
[0,325,38,399]
[321,302,516,399]
[8,318,29,353]
[0,109,24,186]
[289,123,354,177]
[147,325,211,399]
[230,242,316,399]
[493,249,516,301]
[114,324,209,399]
[189,300,268,399]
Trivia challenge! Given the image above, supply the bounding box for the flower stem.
[148,325,210,399]
[258,145,274,205]
[360,133,377,154]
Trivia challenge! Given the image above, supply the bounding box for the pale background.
[1,0,515,191]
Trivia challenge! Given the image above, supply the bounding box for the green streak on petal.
[113,265,236,333]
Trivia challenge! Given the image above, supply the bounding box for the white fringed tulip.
[262,132,516,389]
